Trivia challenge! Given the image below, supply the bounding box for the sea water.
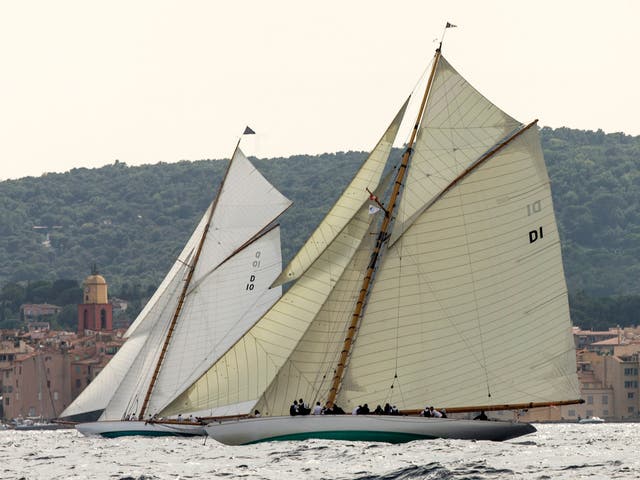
[1,423,638,479]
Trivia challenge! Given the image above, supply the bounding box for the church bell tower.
[77,265,113,336]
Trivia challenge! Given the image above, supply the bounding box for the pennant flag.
[368,205,381,215]
[243,126,256,135]
[446,22,457,28]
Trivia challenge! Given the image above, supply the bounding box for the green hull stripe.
[101,430,200,438]
[244,430,437,445]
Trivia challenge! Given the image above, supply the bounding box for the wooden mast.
[326,48,443,408]
[138,140,240,420]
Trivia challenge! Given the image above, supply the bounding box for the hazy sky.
[1,0,638,181]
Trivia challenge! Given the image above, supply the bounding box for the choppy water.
[1,423,638,479]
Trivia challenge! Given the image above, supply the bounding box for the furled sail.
[160,104,409,417]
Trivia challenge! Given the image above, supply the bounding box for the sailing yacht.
[59,145,292,437]
[176,41,583,445]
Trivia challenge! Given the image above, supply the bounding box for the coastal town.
[1,272,638,426]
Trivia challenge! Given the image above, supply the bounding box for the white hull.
[578,417,605,424]
[204,415,536,445]
[76,420,206,438]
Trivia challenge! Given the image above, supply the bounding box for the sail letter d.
[529,227,543,243]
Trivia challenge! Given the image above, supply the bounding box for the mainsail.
[163,48,580,422]
[60,147,291,422]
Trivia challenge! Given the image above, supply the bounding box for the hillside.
[0,127,639,328]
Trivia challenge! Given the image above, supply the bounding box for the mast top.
[439,21,457,52]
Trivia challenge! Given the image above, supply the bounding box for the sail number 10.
[246,251,262,291]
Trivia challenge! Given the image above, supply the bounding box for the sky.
[1,0,638,181]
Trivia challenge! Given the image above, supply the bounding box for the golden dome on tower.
[82,267,108,304]
[84,274,107,285]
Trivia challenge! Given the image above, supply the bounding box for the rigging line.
[458,186,492,398]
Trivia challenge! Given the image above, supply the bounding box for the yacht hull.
[76,420,206,438]
[204,415,536,445]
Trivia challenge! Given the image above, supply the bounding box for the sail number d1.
[529,226,543,243]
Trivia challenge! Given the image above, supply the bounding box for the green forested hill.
[0,127,639,329]
[541,128,640,297]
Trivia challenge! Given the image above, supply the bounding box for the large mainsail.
[343,53,578,412]
[340,125,579,410]
[61,147,291,422]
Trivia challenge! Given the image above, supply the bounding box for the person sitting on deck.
[430,406,443,418]
[384,403,392,415]
[474,410,488,420]
[359,403,370,414]
[298,398,310,415]
[290,400,299,416]
[422,406,431,417]
[373,404,384,415]
[312,402,323,415]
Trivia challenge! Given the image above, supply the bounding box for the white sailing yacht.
[59,144,292,437]
[175,41,583,445]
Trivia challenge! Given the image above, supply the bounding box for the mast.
[326,48,443,407]
[138,141,240,420]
